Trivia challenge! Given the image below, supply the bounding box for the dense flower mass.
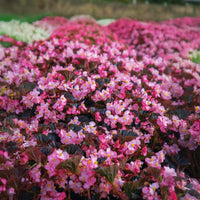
[0,16,200,199]
[108,17,200,60]
[0,20,50,43]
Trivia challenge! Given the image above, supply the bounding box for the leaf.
[69,124,82,132]
[97,157,107,164]
[173,154,191,168]
[179,158,190,167]
[34,134,50,144]
[181,71,194,79]
[119,130,138,144]
[25,147,44,163]
[119,130,138,137]
[57,70,77,82]
[95,78,104,87]
[119,157,129,170]
[0,155,6,163]
[48,132,61,143]
[137,97,143,102]
[188,189,200,199]
[165,156,177,170]
[123,182,140,198]
[40,147,52,156]
[64,144,83,155]
[19,190,34,200]
[18,82,37,95]
[150,113,160,120]
[98,108,106,114]
[78,114,92,122]
[188,95,193,104]
[6,141,19,153]
[104,78,111,84]
[94,165,118,183]
[21,109,32,120]
[143,167,162,180]
[172,109,191,119]
[95,101,106,109]
[56,155,82,173]
[0,170,10,179]
[64,92,75,102]
[84,97,95,108]
[0,41,12,47]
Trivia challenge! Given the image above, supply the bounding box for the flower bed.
[0,17,200,200]
[108,17,200,61]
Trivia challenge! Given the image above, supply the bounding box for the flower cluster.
[0,17,200,199]
[108,17,200,60]
[0,20,50,43]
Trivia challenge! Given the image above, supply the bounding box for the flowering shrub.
[0,20,50,43]
[0,17,200,199]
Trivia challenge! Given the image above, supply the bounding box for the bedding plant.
[0,17,200,200]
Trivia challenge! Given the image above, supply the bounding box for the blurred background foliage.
[0,0,199,21]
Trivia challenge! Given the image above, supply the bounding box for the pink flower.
[20,152,29,165]
[29,164,41,182]
[155,150,165,163]
[170,83,184,98]
[45,149,69,177]
[180,193,199,200]
[79,171,96,189]
[52,95,67,112]
[161,167,177,187]
[163,143,180,155]
[99,180,112,198]
[167,188,177,200]
[125,160,143,173]
[161,90,172,100]
[95,112,102,122]
[145,156,161,168]
[0,178,7,192]
[123,138,141,155]
[141,146,147,156]
[157,116,172,133]
[98,147,118,159]
[190,120,200,137]
[59,129,78,144]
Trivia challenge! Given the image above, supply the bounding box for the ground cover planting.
[0,16,200,200]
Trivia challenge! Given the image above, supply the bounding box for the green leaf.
[94,165,118,183]
[0,41,12,47]
[56,155,82,173]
